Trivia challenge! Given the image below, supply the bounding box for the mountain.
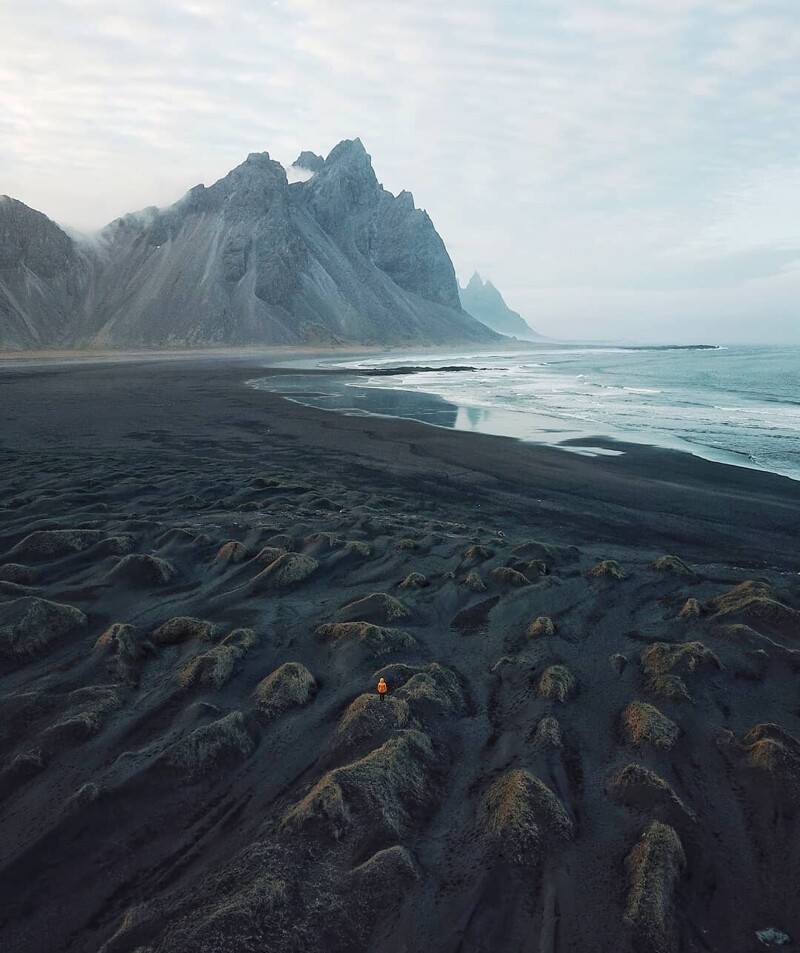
[459,272,541,340]
[0,197,93,350]
[0,140,498,350]
[292,151,325,174]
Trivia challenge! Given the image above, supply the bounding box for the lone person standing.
[377,677,388,701]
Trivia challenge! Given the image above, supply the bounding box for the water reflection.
[255,375,461,429]
[248,373,592,446]
[464,406,488,429]
[247,371,794,472]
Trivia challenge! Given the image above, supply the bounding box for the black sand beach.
[1,356,799,953]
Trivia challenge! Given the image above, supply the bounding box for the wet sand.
[1,357,799,953]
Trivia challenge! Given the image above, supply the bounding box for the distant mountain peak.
[325,137,369,166]
[292,151,325,173]
[244,150,272,165]
[218,151,287,189]
[459,273,541,340]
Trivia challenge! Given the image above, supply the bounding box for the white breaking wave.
[323,345,800,481]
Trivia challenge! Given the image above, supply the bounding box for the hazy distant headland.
[458,271,542,340]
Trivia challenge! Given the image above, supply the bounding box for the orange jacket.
[377,678,388,694]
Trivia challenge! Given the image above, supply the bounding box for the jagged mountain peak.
[315,138,376,185]
[244,150,276,166]
[0,195,87,347]
[302,140,380,242]
[217,151,287,189]
[460,273,540,340]
[395,190,415,210]
[325,137,368,163]
[0,138,499,350]
[0,195,74,271]
[292,151,325,173]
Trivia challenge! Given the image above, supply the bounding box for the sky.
[2,0,800,343]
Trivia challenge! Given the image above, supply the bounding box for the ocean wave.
[318,345,800,481]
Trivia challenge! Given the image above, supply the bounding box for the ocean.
[251,344,800,481]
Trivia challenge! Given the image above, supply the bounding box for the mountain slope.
[459,272,541,340]
[0,197,93,349]
[0,142,499,349]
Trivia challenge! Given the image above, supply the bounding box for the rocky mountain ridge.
[0,140,498,350]
[459,271,541,340]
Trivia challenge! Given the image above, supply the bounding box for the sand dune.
[0,358,799,952]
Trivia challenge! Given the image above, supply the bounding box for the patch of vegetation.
[463,545,494,561]
[395,663,464,715]
[649,555,696,577]
[526,616,555,638]
[212,541,250,565]
[251,553,319,589]
[538,665,577,702]
[624,821,685,953]
[177,629,258,690]
[315,622,416,657]
[621,701,680,749]
[490,567,530,588]
[11,529,104,559]
[283,729,437,841]
[531,715,563,750]
[336,593,411,625]
[606,764,688,817]
[254,662,317,720]
[397,572,428,590]
[107,554,177,586]
[334,694,410,751]
[0,564,39,585]
[152,617,217,645]
[166,711,254,778]
[706,581,799,632]
[478,769,574,867]
[0,597,87,658]
[588,559,628,580]
[463,571,487,592]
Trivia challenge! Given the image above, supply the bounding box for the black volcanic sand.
[1,357,799,953]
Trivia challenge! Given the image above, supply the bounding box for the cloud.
[285,163,315,184]
[1,0,799,341]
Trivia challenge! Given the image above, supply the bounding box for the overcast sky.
[2,0,800,343]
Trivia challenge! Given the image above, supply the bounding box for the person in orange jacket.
[377,677,388,701]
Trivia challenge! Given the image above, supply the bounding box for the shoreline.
[2,355,800,952]
[0,345,380,368]
[0,339,551,366]
[3,357,798,566]
[248,362,800,485]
